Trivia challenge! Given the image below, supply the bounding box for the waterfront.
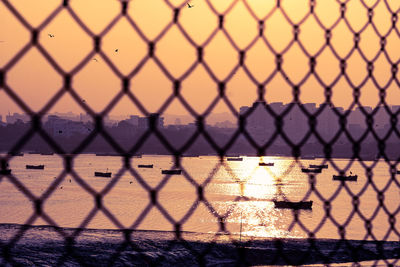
[0,154,399,241]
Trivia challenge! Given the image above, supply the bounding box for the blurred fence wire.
[0,0,400,266]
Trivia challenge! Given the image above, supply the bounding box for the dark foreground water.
[0,224,399,266]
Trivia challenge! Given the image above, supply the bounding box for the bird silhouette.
[48,33,55,38]
[187,2,194,8]
[115,49,118,52]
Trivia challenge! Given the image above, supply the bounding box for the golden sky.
[0,0,399,119]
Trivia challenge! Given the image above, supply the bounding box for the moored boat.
[309,164,328,169]
[333,175,357,181]
[161,169,182,175]
[138,164,153,168]
[301,168,322,173]
[274,200,313,210]
[96,153,142,158]
[227,157,243,161]
[40,152,54,156]
[26,165,44,170]
[7,152,23,156]
[259,162,274,166]
[0,169,11,175]
[94,171,112,178]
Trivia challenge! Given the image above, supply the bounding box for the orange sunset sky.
[0,0,399,120]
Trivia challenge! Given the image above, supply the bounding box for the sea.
[0,154,399,266]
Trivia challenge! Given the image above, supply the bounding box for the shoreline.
[0,224,399,266]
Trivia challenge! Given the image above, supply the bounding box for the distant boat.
[94,171,112,178]
[182,154,199,157]
[96,153,142,158]
[259,162,274,166]
[0,169,11,175]
[309,164,328,169]
[301,168,322,173]
[26,165,44,170]
[274,200,313,210]
[40,152,54,156]
[333,175,357,181]
[7,152,23,156]
[227,157,243,161]
[138,164,153,168]
[161,169,182,175]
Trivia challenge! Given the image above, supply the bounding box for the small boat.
[259,162,274,166]
[274,200,313,210]
[161,169,182,175]
[182,154,199,157]
[7,152,23,156]
[96,153,142,158]
[94,171,112,177]
[0,169,11,175]
[333,175,357,181]
[40,152,54,156]
[309,164,328,169]
[227,157,243,161]
[138,164,153,168]
[301,168,322,173]
[26,165,44,170]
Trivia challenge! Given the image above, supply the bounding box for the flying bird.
[48,33,55,38]
[187,2,194,8]
[115,49,118,53]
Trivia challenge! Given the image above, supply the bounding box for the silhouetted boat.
[7,152,23,156]
[26,165,44,170]
[94,171,112,177]
[301,168,322,173]
[40,152,54,155]
[96,153,142,158]
[274,200,313,210]
[227,157,243,161]
[259,162,274,166]
[161,169,182,175]
[138,164,153,168]
[182,154,199,157]
[0,169,11,175]
[309,164,328,169]
[333,175,357,181]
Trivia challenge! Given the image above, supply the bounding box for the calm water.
[0,154,399,241]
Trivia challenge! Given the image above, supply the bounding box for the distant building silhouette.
[6,113,29,124]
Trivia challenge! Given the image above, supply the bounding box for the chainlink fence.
[1,0,400,266]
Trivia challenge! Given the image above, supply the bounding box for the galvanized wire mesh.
[0,0,400,265]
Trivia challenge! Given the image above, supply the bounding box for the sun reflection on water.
[213,157,308,239]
